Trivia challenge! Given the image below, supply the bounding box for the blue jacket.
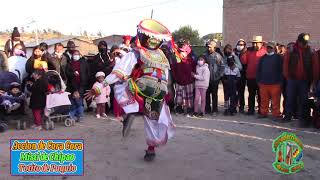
[256,53,283,84]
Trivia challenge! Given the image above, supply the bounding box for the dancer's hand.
[84,90,95,101]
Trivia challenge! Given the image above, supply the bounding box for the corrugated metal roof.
[25,37,93,48]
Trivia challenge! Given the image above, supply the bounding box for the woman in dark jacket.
[91,41,113,77]
[30,70,48,130]
[65,50,90,121]
[25,46,48,75]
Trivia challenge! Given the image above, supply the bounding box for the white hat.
[95,71,105,78]
[252,35,263,43]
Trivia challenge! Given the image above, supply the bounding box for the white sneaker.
[96,114,101,119]
[101,113,108,119]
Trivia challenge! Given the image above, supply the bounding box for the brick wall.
[223,0,320,48]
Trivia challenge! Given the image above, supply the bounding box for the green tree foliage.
[202,33,223,42]
[172,25,202,45]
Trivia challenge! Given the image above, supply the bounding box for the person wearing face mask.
[234,39,247,113]
[256,42,283,120]
[222,44,242,114]
[91,41,112,82]
[4,27,26,57]
[241,36,267,115]
[191,55,210,117]
[90,41,112,112]
[65,50,90,121]
[222,55,240,116]
[7,44,28,81]
[282,33,319,127]
[49,43,68,81]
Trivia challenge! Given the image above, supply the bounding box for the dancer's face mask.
[139,33,163,50]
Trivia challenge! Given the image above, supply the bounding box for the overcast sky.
[1,0,223,37]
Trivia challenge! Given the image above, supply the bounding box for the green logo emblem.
[272,132,304,174]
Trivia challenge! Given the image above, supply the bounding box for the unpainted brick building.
[223,0,320,48]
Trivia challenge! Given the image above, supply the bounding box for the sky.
[0,0,223,37]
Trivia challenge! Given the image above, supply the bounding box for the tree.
[172,25,202,45]
[202,33,223,43]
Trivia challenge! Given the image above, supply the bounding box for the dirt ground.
[1,86,319,180]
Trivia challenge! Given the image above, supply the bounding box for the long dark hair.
[32,45,48,61]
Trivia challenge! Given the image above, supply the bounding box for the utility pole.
[23,19,38,45]
[272,1,279,42]
[151,9,153,19]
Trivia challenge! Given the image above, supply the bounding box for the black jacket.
[30,77,48,109]
[65,58,90,93]
[63,51,73,63]
[92,53,113,77]
[25,56,50,76]
[48,53,68,80]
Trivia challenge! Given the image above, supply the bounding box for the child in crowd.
[223,56,240,116]
[192,55,210,117]
[69,91,84,121]
[92,72,110,119]
[30,70,48,130]
[1,82,25,113]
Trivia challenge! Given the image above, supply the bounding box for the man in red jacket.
[241,36,267,115]
[282,33,319,127]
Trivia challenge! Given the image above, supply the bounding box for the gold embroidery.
[145,98,152,112]
[152,82,161,97]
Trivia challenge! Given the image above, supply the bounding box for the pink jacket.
[194,63,210,89]
[92,82,111,104]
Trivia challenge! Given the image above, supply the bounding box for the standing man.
[242,36,267,115]
[49,43,68,81]
[92,41,112,76]
[256,42,283,120]
[283,33,319,127]
[205,39,224,116]
[4,27,26,57]
[234,39,247,113]
[63,40,77,63]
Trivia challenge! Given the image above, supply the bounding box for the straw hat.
[252,35,263,43]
